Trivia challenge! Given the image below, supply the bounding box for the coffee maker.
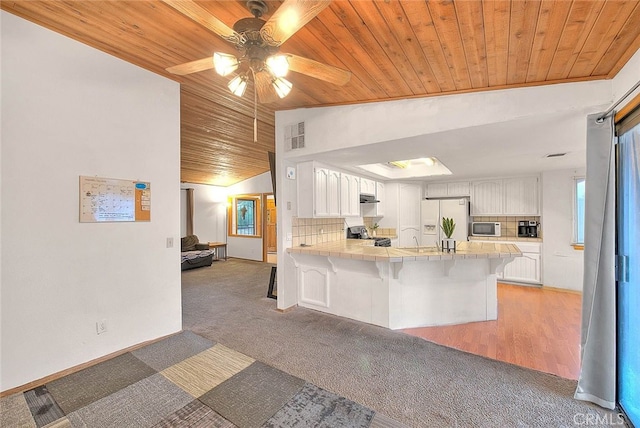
[518,221,538,238]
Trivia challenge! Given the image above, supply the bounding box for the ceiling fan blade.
[161,0,238,42]
[261,0,331,46]
[287,54,351,86]
[254,71,280,104]
[166,57,213,76]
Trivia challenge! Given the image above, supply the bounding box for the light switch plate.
[286,167,296,179]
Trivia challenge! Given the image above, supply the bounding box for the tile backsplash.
[472,216,541,239]
[292,218,345,246]
[363,218,397,237]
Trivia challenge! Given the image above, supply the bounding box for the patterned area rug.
[0,331,404,428]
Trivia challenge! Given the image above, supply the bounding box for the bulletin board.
[79,176,151,223]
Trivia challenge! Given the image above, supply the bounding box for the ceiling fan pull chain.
[254,76,258,143]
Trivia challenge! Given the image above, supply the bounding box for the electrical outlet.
[166,237,174,248]
[96,319,108,335]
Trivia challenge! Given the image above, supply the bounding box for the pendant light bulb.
[228,74,248,97]
[213,52,239,76]
[272,77,293,98]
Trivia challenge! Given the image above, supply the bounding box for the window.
[228,194,262,238]
[574,177,585,245]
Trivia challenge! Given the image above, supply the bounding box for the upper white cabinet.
[426,182,470,198]
[340,173,360,217]
[363,181,385,217]
[360,177,376,195]
[503,176,540,215]
[471,180,504,215]
[297,162,341,218]
[425,183,448,198]
[471,176,539,216]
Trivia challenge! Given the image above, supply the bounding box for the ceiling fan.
[163,0,352,104]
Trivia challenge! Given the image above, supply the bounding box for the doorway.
[616,120,639,426]
[264,194,277,264]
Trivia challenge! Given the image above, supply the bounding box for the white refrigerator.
[421,198,469,246]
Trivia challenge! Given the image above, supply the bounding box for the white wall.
[280,81,612,159]
[541,169,586,291]
[227,172,273,261]
[180,183,227,243]
[611,47,640,108]
[0,12,181,391]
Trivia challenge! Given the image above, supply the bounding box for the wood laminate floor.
[403,283,582,380]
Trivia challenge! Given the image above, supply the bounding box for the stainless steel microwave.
[471,222,501,237]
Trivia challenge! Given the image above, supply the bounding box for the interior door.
[617,123,639,426]
[266,197,277,253]
[398,184,422,247]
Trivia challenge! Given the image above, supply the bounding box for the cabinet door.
[361,178,376,195]
[502,253,541,284]
[327,170,341,217]
[471,180,503,215]
[447,182,470,197]
[375,182,385,216]
[340,173,360,217]
[503,176,539,215]
[426,183,448,198]
[314,168,330,217]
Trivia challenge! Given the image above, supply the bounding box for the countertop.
[287,239,522,262]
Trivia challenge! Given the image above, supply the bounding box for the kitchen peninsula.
[287,241,522,329]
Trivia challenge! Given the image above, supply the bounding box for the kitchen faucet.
[413,236,419,252]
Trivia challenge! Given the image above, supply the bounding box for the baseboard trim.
[275,305,297,313]
[0,330,182,398]
[541,285,583,295]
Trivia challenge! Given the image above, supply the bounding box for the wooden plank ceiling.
[3,1,640,186]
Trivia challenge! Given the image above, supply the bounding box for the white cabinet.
[362,181,385,217]
[297,162,341,218]
[471,177,539,216]
[496,242,542,285]
[471,180,504,215]
[426,182,470,198]
[426,183,448,198]
[360,178,376,195]
[340,173,360,217]
[503,177,540,215]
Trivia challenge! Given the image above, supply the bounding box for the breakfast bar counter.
[287,240,522,329]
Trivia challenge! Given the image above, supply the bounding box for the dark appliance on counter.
[360,193,380,204]
[518,221,539,238]
[347,226,391,247]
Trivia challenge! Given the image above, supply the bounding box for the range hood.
[360,193,380,204]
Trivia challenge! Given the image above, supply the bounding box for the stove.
[347,226,391,247]
[371,237,391,247]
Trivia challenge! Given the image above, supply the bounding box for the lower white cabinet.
[498,242,542,284]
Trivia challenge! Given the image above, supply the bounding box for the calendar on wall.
[79,176,151,223]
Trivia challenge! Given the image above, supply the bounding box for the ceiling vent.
[545,153,567,158]
[285,122,305,151]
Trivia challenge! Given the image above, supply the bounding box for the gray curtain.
[574,114,616,409]
[186,188,194,236]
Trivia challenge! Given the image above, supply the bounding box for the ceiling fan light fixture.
[213,52,239,76]
[266,55,289,77]
[228,74,248,97]
[272,77,293,98]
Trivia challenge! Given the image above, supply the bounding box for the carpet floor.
[2,258,622,427]
[180,259,622,427]
[0,331,400,427]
